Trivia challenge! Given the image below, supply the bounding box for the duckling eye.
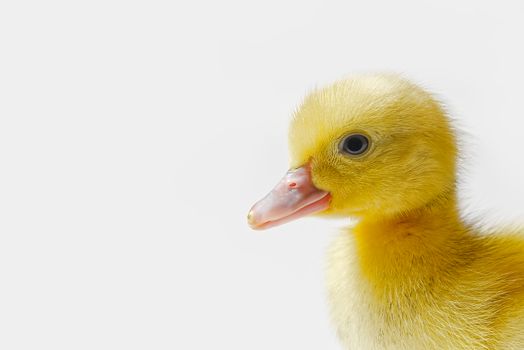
[340,134,370,156]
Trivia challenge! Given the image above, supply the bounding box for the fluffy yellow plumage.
[248,74,524,349]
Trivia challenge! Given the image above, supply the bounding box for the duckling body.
[328,206,524,349]
[248,74,524,349]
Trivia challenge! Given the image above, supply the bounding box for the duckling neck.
[353,191,469,292]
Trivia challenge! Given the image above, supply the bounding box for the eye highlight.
[340,134,370,156]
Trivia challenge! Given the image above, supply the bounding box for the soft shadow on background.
[1,0,523,349]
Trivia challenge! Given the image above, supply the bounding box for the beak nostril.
[289,182,297,189]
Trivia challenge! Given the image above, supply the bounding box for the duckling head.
[248,74,457,229]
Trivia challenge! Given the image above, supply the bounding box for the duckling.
[247,74,524,350]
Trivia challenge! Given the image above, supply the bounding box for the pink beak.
[247,165,331,230]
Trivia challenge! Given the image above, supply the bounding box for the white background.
[1,0,523,349]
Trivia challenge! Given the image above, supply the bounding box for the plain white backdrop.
[1,0,523,349]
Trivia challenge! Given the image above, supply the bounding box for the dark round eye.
[340,134,370,156]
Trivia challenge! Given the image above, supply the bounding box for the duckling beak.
[247,165,331,230]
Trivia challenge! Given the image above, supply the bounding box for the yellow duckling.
[248,74,524,349]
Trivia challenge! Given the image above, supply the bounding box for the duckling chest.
[326,231,400,349]
[325,231,491,350]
